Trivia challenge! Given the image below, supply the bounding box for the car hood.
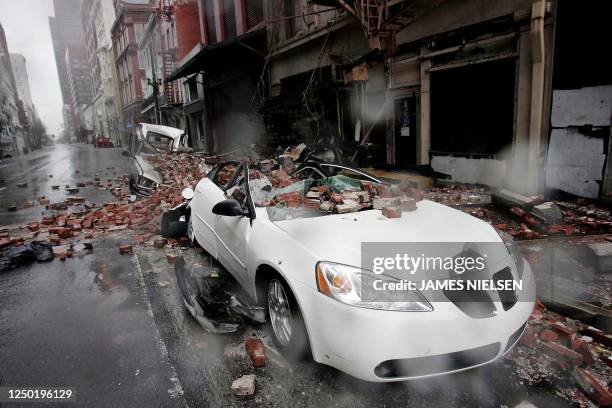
[273,200,506,269]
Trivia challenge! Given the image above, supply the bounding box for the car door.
[214,164,255,288]
[191,162,242,260]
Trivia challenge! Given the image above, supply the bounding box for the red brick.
[382,206,401,218]
[166,254,178,264]
[0,238,11,248]
[573,368,612,406]
[494,223,507,230]
[245,337,266,368]
[541,341,583,366]
[118,244,133,254]
[581,326,612,347]
[303,199,320,211]
[133,234,148,244]
[551,322,574,344]
[409,188,424,201]
[400,198,417,212]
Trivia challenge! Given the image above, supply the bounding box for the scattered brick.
[153,238,167,249]
[541,341,583,366]
[573,368,612,406]
[245,337,267,368]
[382,206,401,218]
[118,244,133,254]
[166,253,178,263]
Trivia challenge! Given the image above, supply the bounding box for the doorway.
[393,95,418,166]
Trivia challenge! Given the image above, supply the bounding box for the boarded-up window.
[246,0,263,29]
[223,0,237,39]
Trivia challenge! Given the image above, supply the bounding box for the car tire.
[267,277,311,361]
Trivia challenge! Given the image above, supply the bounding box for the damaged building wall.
[545,127,606,198]
[389,0,555,192]
[544,0,612,199]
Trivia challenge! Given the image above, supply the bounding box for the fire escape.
[155,0,182,105]
[315,0,445,52]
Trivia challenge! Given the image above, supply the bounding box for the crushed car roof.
[139,123,184,140]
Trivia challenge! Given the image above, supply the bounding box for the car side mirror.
[122,150,132,157]
[212,199,248,217]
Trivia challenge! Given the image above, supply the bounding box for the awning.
[166,28,266,82]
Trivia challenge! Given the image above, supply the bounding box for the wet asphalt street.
[0,144,569,407]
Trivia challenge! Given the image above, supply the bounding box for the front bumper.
[292,261,535,382]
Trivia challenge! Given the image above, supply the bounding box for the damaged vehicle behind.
[179,158,535,382]
[124,123,190,197]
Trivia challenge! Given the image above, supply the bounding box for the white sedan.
[186,160,535,382]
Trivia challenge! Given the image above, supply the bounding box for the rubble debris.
[231,374,256,396]
[507,298,612,407]
[587,242,612,273]
[531,202,564,223]
[118,244,133,254]
[175,257,264,334]
[0,241,54,273]
[573,368,612,406]
[245,337,267,368]
[493,188,536,208]
[382,206,401,218]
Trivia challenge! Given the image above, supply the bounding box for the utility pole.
[147,74,162,125]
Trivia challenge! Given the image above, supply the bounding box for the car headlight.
[497,230,524,278]
[315,261,433,312]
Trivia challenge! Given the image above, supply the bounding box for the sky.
[1,0,63,136]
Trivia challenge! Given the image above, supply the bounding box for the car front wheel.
[267,278,310,360]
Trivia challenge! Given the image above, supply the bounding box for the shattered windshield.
[145,131,174,152]
[249,165,419,221]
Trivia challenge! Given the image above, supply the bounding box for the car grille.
[374,343,501,378]
[443,266,517,318]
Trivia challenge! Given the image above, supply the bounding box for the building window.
[222,0,237,39]
[246,0,263,29]
[204,0,216,44]
[283,0,295,38]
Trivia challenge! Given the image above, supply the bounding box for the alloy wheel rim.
[268,279,292,346]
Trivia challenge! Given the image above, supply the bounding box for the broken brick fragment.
[541,341,583,366]
[580,326,612,347]
[400,198,417,212]
[245,337,266,368]
[0,238,10,249]
[511,207,527,218]
[153,238,167,249]
[382,206,401,218]
[573,368,612,406]
[539,329,558,343]
[118,244,133,254]
[166,253,178,263]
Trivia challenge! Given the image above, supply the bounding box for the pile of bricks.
[508,299,612,406]
[265,177,423,217]
[425,183,492,206]
[0,152,209,259]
